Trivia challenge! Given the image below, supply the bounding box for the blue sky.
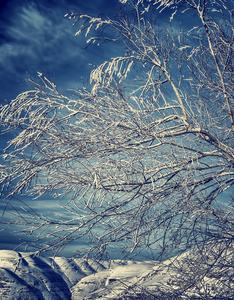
[0,0,120,103]
[0,0,121,256]
[0,0,199,257]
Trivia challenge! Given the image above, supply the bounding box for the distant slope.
[1,247,233,299]
[0,250,72,299]
[0,250,160,299]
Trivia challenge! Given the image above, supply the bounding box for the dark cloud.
[0,0,119,101]
[0,0,120,255]
[0,0,192,256]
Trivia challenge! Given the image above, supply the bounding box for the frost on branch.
[90,57,134,94]
[119,0,184,11]
[0,2,234,288]
[65,12,112,47]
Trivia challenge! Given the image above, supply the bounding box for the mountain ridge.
[1,247,233,299]
[0,249,159,299]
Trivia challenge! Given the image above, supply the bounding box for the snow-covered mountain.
[0,249,162,299]
[0,247,233,299]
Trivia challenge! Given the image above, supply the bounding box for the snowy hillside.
[0,250,161,299]
[0,248,233,299]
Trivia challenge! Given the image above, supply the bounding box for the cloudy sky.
[0,0,122,256]
[0,0,195,258]
[0,0,120,102]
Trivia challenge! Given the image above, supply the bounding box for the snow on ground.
[0,250,162,299]
[71,261,160,299]
[0,246,233,299]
